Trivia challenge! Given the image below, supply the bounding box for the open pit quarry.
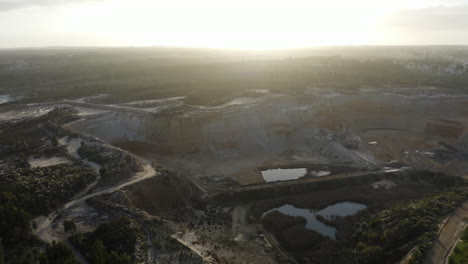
[17,87,468,264]
[66,88,468,186]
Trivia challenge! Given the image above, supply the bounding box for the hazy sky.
[1,0,468,48]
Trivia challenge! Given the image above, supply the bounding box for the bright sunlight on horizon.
[1,0,468,49]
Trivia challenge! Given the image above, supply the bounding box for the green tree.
[358,245,384,264]
[0,238,4,264]
[51,135,58,147]
[41,241,78,264]
[63,219,77,233]
[90,240,107,264]
[0,191,32,245]
[107,251,133,264]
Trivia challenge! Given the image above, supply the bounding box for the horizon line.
[2,44,468,51]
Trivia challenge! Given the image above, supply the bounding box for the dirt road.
[34,164,157,243]
[424,201,468,264]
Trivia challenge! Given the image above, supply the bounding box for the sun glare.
[2,0,465,48]
[63,0,397,49]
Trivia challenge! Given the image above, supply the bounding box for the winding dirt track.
[424,201,468,264]
[34,164,157,243]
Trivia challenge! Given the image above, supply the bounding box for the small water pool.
[261,168,332,182]
[310,170,331,177]
[262,202,367,239]
[261,168,307,182]
[0,95,12,104]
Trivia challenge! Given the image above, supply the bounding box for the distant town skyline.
[1,0,468,49]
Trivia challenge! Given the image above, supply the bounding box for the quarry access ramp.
[209,168,457,204]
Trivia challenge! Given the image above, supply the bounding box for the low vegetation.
[146,219,205,263]
[449,227,468,264]
[0,190,78,264]
[0,164,97,216]
[353,186,468,264]
[78,142,141,184]
[63,219,77,233]
[0,107,77,159]
[0,109,98,264]
[0,164,94,263]
[78,143,113,164]
[70,217,137,264]
[39,242,79,264]
[0,191,33,251]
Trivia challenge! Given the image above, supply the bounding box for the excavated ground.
[68,86,468,189]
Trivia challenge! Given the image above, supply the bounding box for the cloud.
[0,0,106,11]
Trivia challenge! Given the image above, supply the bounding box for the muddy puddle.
[262,202,367,239]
